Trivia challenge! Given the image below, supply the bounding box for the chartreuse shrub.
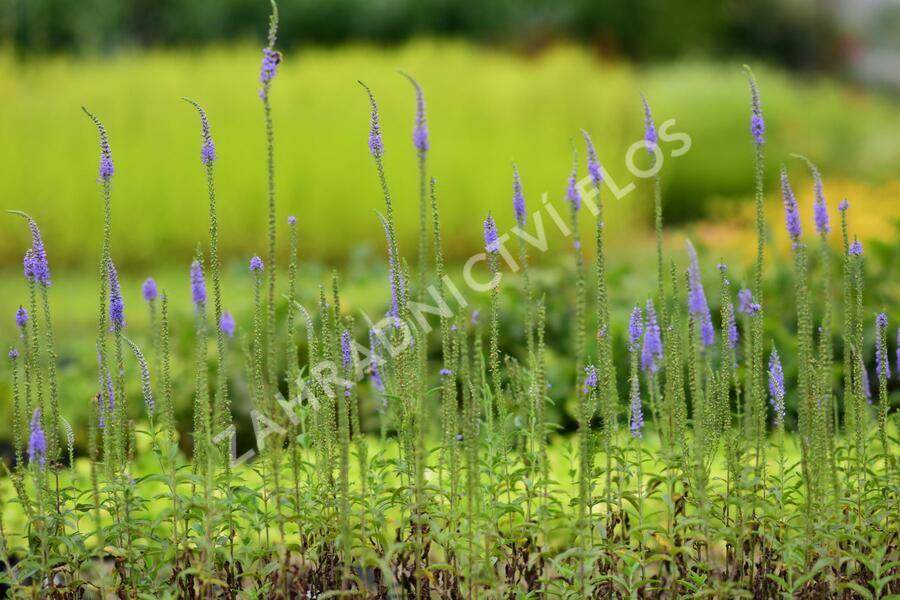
[2,5,899,598]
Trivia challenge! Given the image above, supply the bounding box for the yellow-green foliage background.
[1,41,900,271]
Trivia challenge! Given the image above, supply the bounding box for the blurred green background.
[0,0,899,451]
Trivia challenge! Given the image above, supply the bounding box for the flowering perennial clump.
[2,26,898,598]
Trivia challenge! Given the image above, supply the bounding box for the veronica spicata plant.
[3,44,900,600]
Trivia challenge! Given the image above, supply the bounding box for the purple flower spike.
[583,365,598,395]
[23,250,34,281]
[700,315,715,348]
[768,348,786,426]
[28,408,46,469]
[567,164,581,212]
[686,240,715,347]
[628,313,645,441]
[287,215,297,226]
[99,151,114,180]
[471,309,480,325]
[97,126,115,181]
[809,163,830,235]
[15,307,28,329]
[685,241,708,316]
[484,212,499,254]
[629,305,644,351]
[9,348,19,360]
[780,167,802,241]
[83,108,115,181]
[202,138,216,165]
[185,99,217,166]
[190,260,207,306]
[340,331,354,397]
[726,304,738,349]
[581,130,603,187]
[838,199,849,213]
[440,368,453,377]
[400,71,429,153]
[751,115,765,148]
[630,394,645,438]
[640,93,657,155]
[876,313,890,380]
[641,300,663,373]
[126,338,155,413]
[220,312,236,338]
[249,256,264,272]
[737,288,754,315]
[259,47,280,100]
[108,259,126,331]
[849,240,863,256]
[142,278,158,302]
[341,330,353,370]
[512,166,526,227]
[360,82,384,159]
[745,67,765,147]
[16,213,51,287]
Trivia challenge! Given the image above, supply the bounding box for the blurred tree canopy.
[2,0,841,71]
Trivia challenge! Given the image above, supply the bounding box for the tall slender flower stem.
[566,149,587,400]
[398,70,430,301]
[183,98,230,463]
[259,0,280,396]
[430,179,460,521]
[744,67,767,530]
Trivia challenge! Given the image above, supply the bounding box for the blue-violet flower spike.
[780,167,802,241]
[512,166,526,227]
[484,212,499,254]
[142,278,158,302]
[220,312,236,338]
[191,259,207,306]
[108,259,126,330]
[28,408,46,468]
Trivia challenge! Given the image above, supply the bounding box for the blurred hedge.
[2,0,840,71]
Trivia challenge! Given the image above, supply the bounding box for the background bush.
[3,0,841,72]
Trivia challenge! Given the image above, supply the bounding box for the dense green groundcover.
[2,6,900,598]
